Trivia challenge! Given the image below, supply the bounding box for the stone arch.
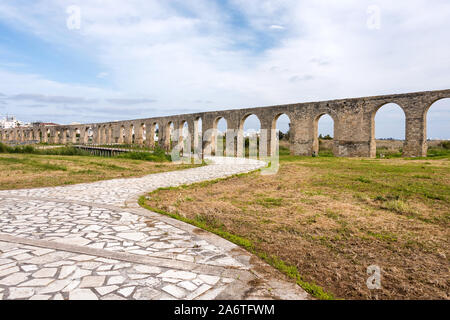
[128,124,135,144]
[84,127,91,144]
[162,121,175,150]
[62,128,69,144]
[239,114,261,158]
[55,129,61,144]
[44,128,50,143]
[212,116,228,156]
[154,122,160,145]
[181,120,189,138]
[139,123,146,145]
[177,120,189,155]
[313,113,336,156]
[425,98,450,138]
[72,128,79,144]
[370,102,406,157]
[194,117,202,155]
[424,97,450,153]
[145,122,159,149]
[118,124,124,144]
[271,113,292,156]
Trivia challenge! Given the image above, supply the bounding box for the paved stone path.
[0,157,309,300]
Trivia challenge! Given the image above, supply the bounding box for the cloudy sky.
[0,0,449,138]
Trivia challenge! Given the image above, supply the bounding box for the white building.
[0,115,28,129]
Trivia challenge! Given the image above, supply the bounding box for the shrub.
[117,150,170,162]
[8,145,36,154]
[427,147,450,158]
[42,147,89,156]
[0,143,8,153]
[438,141,450,149]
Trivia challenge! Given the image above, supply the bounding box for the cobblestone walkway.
[0,157,309,300]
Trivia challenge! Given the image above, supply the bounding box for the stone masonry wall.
[1,89,449,158]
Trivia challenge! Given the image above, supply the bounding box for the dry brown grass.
[143,153,450,300]
[0,153,198,190]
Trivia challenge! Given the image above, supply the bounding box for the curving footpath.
[0,157,309,300]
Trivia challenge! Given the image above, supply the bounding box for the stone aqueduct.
[1,89,449,158]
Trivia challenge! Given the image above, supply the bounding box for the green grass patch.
[256,197,283,208]
[367,230,398,243]
[116,147,170,162]
[378,199,418,217]
[0,156,67,171]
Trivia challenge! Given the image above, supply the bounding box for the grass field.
[0,152,198,190]
[141,144,450,300]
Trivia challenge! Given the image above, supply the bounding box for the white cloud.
[269,25,285,30]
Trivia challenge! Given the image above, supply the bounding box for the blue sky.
[0,0,449,138]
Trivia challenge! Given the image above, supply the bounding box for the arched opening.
[182,121,189,140]
[154,123,159,147]
[195,117,202,156]
[130,124,135,144]
[372,103,405,158]
[426,98,450,156]
[313,114,334,157]
[120,125,126,144]
[141,123,146,146]
[75,128,80,144]
[169,122,174,145]
[240,114,261,158]
[213,117,228,156]
[165,122,174,150]
[273,113,291,156]
[179,121,189,156]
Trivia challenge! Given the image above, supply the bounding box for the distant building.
[31,121,59,127]
[0,115,29,129]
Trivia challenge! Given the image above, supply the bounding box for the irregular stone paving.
[0,241,234,300]
[0,157,309,300]
[0,198,245,268]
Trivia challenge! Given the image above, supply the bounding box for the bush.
[117,149,170,162]
[0,143,8,153]
[41,147,89,156]
[153,145,168,159]
[7,145,36,154]
[427,147,450,158]
[439,141,450,149]
[0,144,91,156]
